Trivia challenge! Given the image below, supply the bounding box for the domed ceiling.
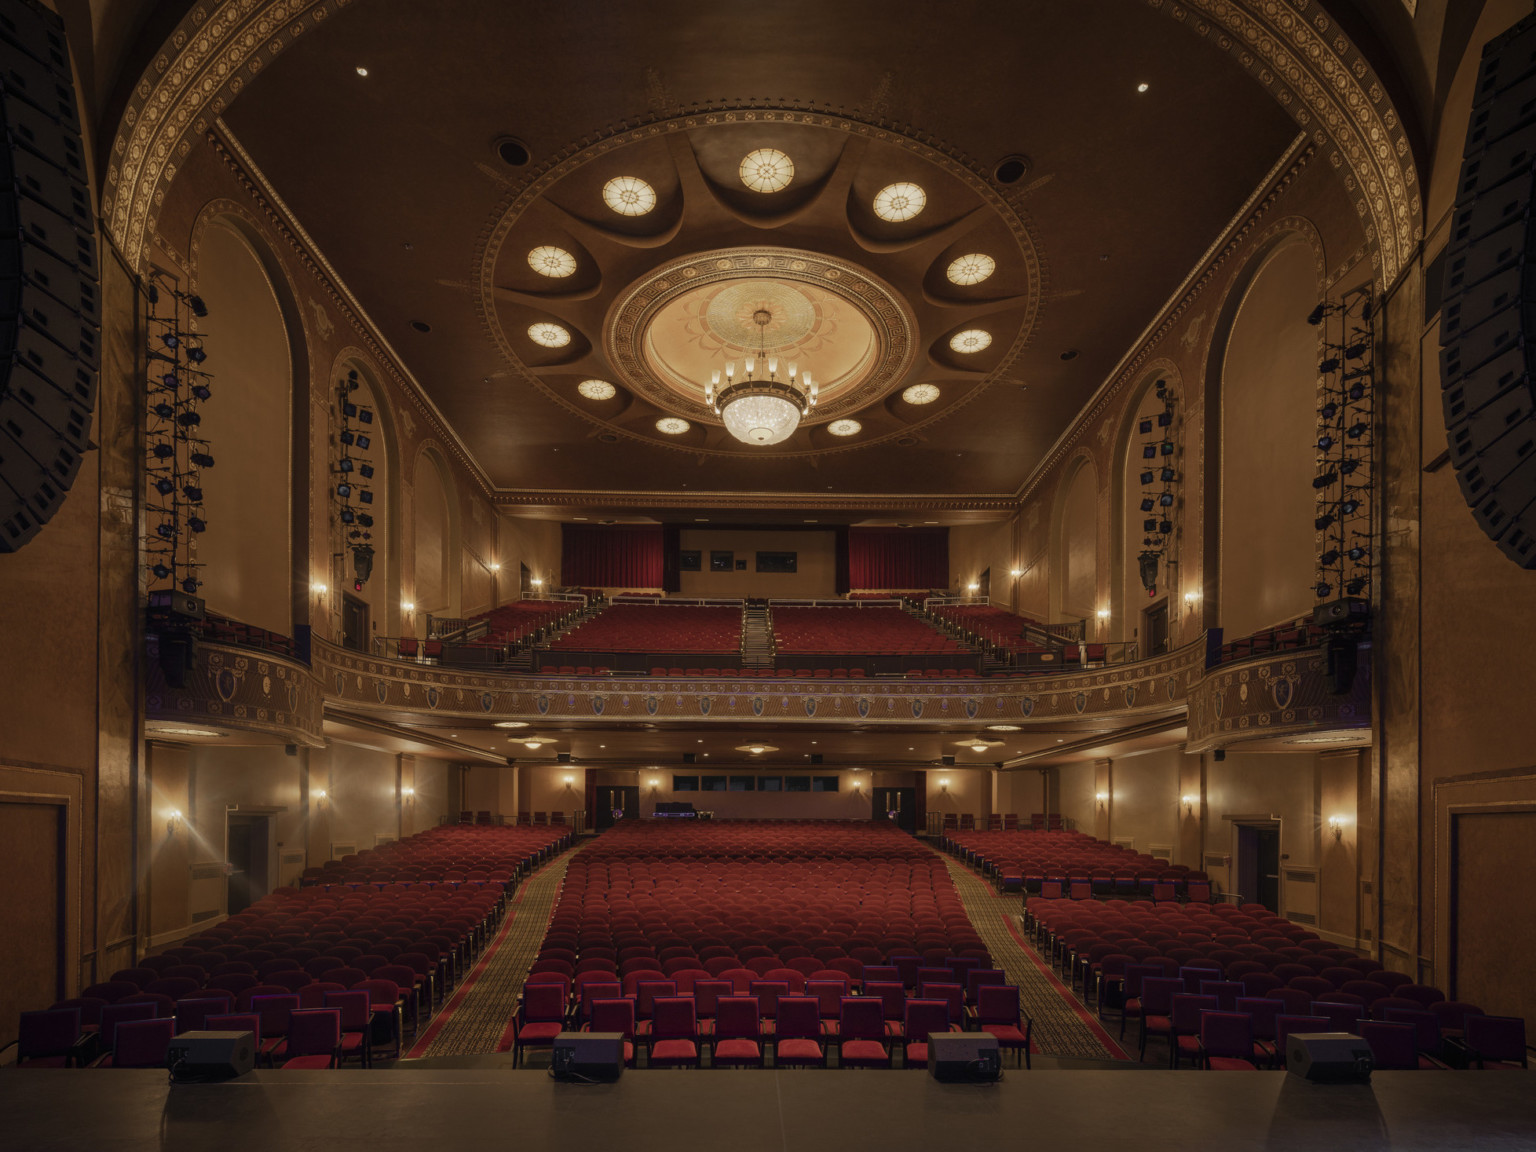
[217,0,1298,510]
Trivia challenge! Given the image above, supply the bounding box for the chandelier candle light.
[705,308,816,445]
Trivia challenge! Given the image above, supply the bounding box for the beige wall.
[642,766,876,820]
[1059,460,1098,624]
[1217,236,1319,639]
[413,452,452,618]
[192,219,295,636]
[949,520,1015,604]
[501,516,562,596]
[678,529,835,598]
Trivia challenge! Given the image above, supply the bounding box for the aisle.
[403,846,578,1059]
[940,856,1132,1061]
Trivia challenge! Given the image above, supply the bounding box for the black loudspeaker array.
[0,1,98,552]
[1440,13,1536,567]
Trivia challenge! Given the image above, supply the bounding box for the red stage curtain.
[561,524,664,587]
[847,527,948,590]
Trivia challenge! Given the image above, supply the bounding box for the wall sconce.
[1327,814,1348,840]
[166,808,184,836]
[852,779,862,793]
[313,788,328,809]
[530,577,545,588]
[402,600,415,613]
[400,786,415,805]
[1184,591,1200,606]
[488,562,501,572]
[1095,791,1109,809]
[1009,568,1023,578]
[311,581,328,598]
[1096,609,1110,621]
[1181,793,1197,814]
[937,778,950,792]
[648,778,660,790]
[563,774,576,787]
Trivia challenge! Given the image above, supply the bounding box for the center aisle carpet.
[404,847,578,1059]
[939,855,1132,1061]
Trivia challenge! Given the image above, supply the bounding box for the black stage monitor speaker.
[928,1033,1001,1082]
[551,1031,624,1082]
[1286,1032,1374,1083]
[166,1030,256,1083]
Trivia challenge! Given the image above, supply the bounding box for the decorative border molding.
[146,638,326,745]
[487,488,1020,513]
[1184,643,1370,751]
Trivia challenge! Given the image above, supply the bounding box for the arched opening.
[330,359,398,643]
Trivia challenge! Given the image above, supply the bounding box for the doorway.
[341,593,369,652]
[874,787,917,833]
[1235,822,1281,913]
[977,568,990,600]
[596,785,639,829]
[226,813,273,915]
[520,563,532,597]
[1144,599,1169,656]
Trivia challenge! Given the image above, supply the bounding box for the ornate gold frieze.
[146,638,326,745]
[1184,641,1370,751]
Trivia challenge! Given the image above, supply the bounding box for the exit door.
[1144,599,1169,656]
[874,787,917,833]
[1236,823,1281,913]
[341,593,369,652]
[227,814,272,915]
[596,785,639,829]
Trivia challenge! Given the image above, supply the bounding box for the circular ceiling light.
[655,417,691,435]
[827,419,862,437]
[602,175,657,216]
[873,182,927,222]
[719,394,800,445]
[950,329,993,354]
[735,743,779,755]
[902,383,941,405]
[527,322,571,348]
[947,253,996,286]
[577,379,617,400]
[528,246,577,278]
[739,148,794,193]
[493,721,530,729]
[987,724,1021,732]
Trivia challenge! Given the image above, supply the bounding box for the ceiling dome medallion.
[602,175,657,216]
[949,329,993,354]
[873,182,927,222]
[528,322,571,348]
[902,383,940,405]
[655,417,690,435]
[528,245,577,277]
[947,253,996,285]
[577,379,617,400]
[828,419,862,437]
[739,148,794,193]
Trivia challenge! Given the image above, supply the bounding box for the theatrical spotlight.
[1343,342,1367,359]
[1347,421,1368,438]
[191,383,212,401]
[1140,470,1154,485]
[1320,549,1341,566]
[1348,545,1368,561]
[187,294,208,318]
[1315,581,1333,598]
[1320,402,1338,420]
[1316,512,1336,531]
[1141,498,1155,512]
[1348,383,1366,401]
[1318,435,1334,450]
[152,564,172,580]
[1160,467,1176,482]
[1341,498,1359,515]
[188,516,207,533]
[1339,459,1359,475]
[1307,303,1329,325]
[1319,356,1341,374]
[186,346,207,364]
[154,477,175,496]
[191,451,216,468]
[153,443,175,459]
[1345,577,1369,596]
[182,485,203,502]
[153,402,175,418]
[181,577,201,594]
[176,411,201,427]
[156,522,176,539]
[1312,470,1337,489]
[162,332,180,349]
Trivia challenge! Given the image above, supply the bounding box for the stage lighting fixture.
[359,490,374,504]
[152,564,172,579]
[357,514,374,528]
[183,485,203,502]
[1140,470,1155,485]
[336,483,352,498]
[1160,441,1174,456]
[340,508,356,524]
[181,577,200,594]
[1320,549,1340,566]
[340,431,355,445]
[153,443,175,459]
[1347,546,1368,561]
[1318,435,1334,450]
[156,522,176,539]
[1142,445,1157,459]
[1312,470,1337,489]
[359,464,374,479]
[146,284,159,304]
[1347,422,1367,438]
[1160,467,1176,482]
[153,402,174,418]
[1339,459,1359,475]
[1158,520,1172,534]
[162,333,180,349]
[355,434,371,450]
[1306,303,1328,325]
[1316,513,1336,530]
[1318,356,1340,373]
[1157,412,1172,427]
[343,402,358,417]
[358,410,374,425]
[1321,402,1338,419]
[1141,498,1155,512]
[161,372,178,387]
[1315,581,1332,597]
[1343,342,1366,359]
[187,294,208,318]
[191,384,211,400]
[1341,498,1359,515]
[1143,518,1158,531]
[191,452,215,468]
[176,411,201,427]
[154,477,175,496]
[340,459,354,473]
[1139,419,1153,434]
[1345,577,1369,595]
[1348,383,1366,401]
[188,516,207,533]
[186,346,207,364]
[1158,493,1175,507]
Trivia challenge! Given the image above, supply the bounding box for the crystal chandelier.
[705,309,816,445]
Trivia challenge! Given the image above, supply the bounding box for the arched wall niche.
[411,442,460,627]
[187,210,307,636]
[1110,360,1185,652]
[324,350,401,641]
[1052,451,1100,630]
[1206,227,1327,640]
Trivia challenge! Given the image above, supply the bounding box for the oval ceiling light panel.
[827,419,862,436]
[873,182,927,222]
[577,379,617,400]
[527,322,571,348]
[739,148,794,193]
[527,245,577,277]
[902,383,941,405]
[655,417,691,435]
[949,329,993,354]
[947,253,996,286]
[602,175,657,216]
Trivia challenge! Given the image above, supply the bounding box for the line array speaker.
[1439,13,1536,567]
[1,0,98,552]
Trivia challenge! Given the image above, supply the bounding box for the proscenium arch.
[1109,360,1184,646]
[328,348,402,638]
[103,1,1417,288]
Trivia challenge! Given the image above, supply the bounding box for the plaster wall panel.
[1053,761,1097,833]
[1061,462,1099,623]
[678,530,835,598]
[1106,748,1182,855]
[146,743,192,939]
[645,768,878,820]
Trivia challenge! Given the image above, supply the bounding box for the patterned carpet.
[939,855,1132,1061]
[402,847,577,1059]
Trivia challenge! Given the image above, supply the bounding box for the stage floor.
[2,1068,1532,1151]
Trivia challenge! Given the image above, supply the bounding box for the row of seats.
[928,603,1050,656]
[463,599,582,650]
[299,824,569,886]
[549,604,743,654]
[769,607,965,655]
[945,828,1209,897]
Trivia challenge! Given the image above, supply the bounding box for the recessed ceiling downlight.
[902,383,941,405]
[947,254,996,286]
[577,379,617,400]
[528,246,577,277]
[736,743,779,754]
[527,322,571,348]
[603,176,658,216]
[950,329,993,354]
[873,182,927,222]
[827,419,862,437]
[739,148,794,193]
[987,724,1022,732]
[493,721,530,729]
[655,417,690,435]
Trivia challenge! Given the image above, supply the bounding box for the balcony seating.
[548,605,742,656]
[769,606,963,655]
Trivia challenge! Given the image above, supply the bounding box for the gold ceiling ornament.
[602,175,657,216]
